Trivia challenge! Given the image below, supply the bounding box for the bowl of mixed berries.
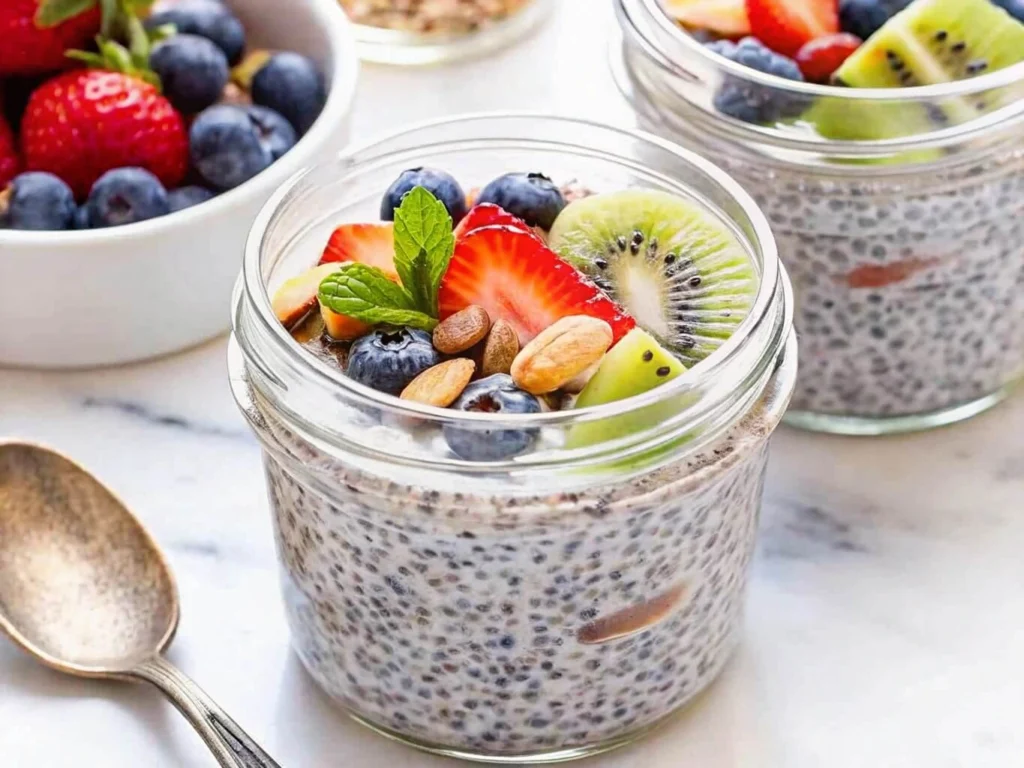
[0,0,357,367]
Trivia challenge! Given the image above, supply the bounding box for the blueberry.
[991,0,1024,23]
[838,0,912,39]
[381,168,467,224]
[168,185,215,212]
[251,52,326,135]
[477,173,566,230]
[73,205,91,230]
[346,327,440,396]
[443,374,542,461]
[85,168,171,228]
[190,104,296,190]
[705,37,806,124]
[150,34,229,114]
[145,0,246,65]
[0,172,76,231]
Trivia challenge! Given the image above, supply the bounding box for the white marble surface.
[2,1,1024,766]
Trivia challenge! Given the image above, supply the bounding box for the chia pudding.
[616,0,1024,432]
[229,116,795,760]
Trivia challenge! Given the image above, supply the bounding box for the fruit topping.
[0,171,76,231]
[0,0,100,76]
[346,327,441,396]
[746,0,840,57]
[433,305,492,355]
[150,34,230,115]
[189,104,296,191]
[453,203,532,240]
[510,316,613,395]
[838,0,912,39]
[400,358,476,407]
[704,37,806,123]
[476,172,566,231]
[251,52,326,135]
[664,0,751,37]
[795,32,863,82]
[272,263,342,328]
[548,190,757,366]
[21,70,189,200]
[442,374,542,461]
[320,222,399,280]
[168,186,215,213]
[321,304,374,342]
[438,225,636,347]
[480,319,520,377]
[0,115,22,190]
[381,167,468,225]
[145,0,247,65]
[83,168,171,228]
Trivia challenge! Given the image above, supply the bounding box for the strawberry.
[795,33,861,83]
[0,0,101,76]
[0,114,21,189]
[21,70,188,199]
[665,0,751,37]
[745,0,839,57]
[319,222,399,280]
[454,203,531,240]
[438,226,636,346]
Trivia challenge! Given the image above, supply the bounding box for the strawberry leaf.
[318,264,437,332]
[392,187,454,317]
[36,0,97,27]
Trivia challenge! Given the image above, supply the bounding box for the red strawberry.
[21,70,188,199]
[0,114,21,189]
[795,33,861,82]
[0,0,101,76]
[454,203,532,240]
[745,0,838,57]
[319,222,399,280]
[438,226,636,346]
[665,0,751,37]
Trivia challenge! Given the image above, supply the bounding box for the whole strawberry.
[21,70,189,199]
[0,0,101,76]
[0,115,21,189]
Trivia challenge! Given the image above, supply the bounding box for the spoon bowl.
[0,442,279,768]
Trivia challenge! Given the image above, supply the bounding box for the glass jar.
[340,0,553,65]
[614,0,1024,435]
[229,115,796,762]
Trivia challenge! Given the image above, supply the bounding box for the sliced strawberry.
[795,33,861,83]
[745,0,838,57]
[319,222,398,280]
[665,0,751,37]
[438,226,636,346]
[454,203,532,240]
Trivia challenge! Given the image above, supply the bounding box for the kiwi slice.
[548,190,757,367]
[566,328,687,450]
[809,0,1024,140]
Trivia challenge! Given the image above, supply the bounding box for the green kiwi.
[548,190,757,367]
[566,328,687,450]
[808,0,1024,141]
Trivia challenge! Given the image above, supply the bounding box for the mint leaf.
[36,0,96,27]
[392,187,454,316]
[318,264,437,332]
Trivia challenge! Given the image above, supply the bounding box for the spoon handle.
[132,656,282,768]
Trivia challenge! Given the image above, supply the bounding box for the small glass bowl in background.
[341,0,554,65]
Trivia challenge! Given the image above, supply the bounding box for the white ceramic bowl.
[0,0,358,368]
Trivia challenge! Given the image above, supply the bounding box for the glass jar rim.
[624,0,1024,102]
[238,112,785,431]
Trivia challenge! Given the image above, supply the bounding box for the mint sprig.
[316,186,456,334]
[392,186,455,317]
[318,264,437,332]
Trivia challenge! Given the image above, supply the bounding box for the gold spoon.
[0,441,281,768]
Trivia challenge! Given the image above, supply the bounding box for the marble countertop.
[2,2,1023,766]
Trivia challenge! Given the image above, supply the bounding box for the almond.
[511,316,613,395]
[433,305,491,354]
[481,319,520,376]
[400,358,476,407]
